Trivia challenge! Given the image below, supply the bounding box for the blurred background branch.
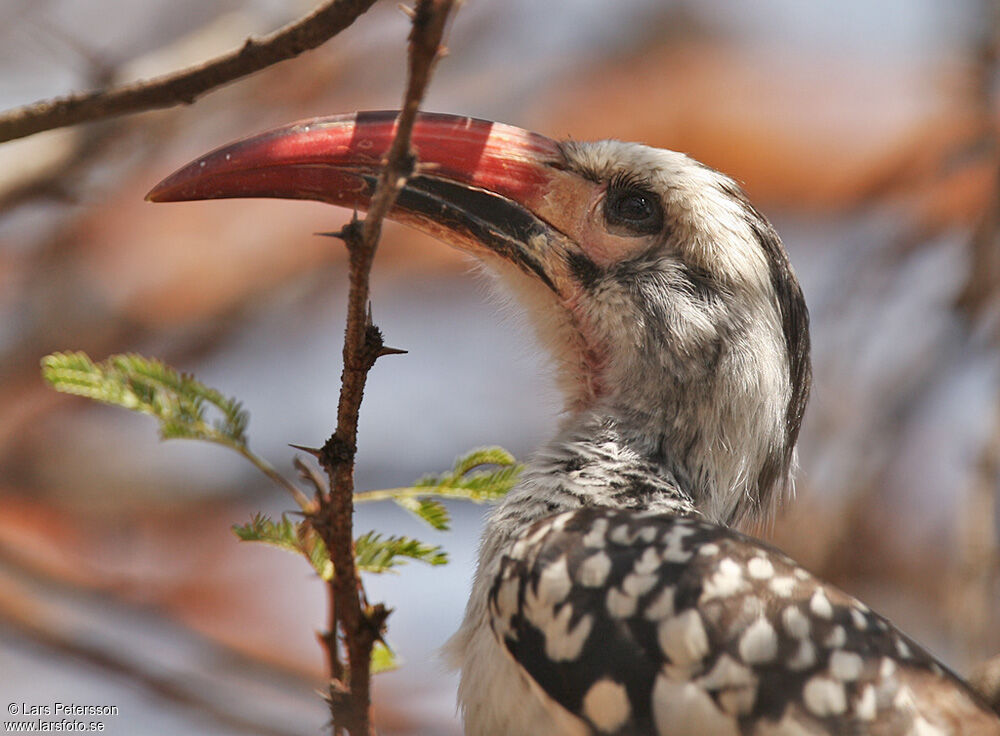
[0,0,377,144]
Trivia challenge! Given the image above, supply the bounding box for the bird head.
[148,111,810,525]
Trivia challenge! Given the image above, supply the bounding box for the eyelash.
[609,171,652,192]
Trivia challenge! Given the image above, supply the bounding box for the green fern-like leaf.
[42,351,309,505]
[233,513,299,551]
[412,446,522,502]
[354,447,522,524]
[233,513,332,580]
[393,496,451,531]
[354,531,447,573]
[42,351,248,447]
[451,446,517,476]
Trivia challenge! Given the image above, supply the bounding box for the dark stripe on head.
[719,182,812,497]
[567,251,602,289]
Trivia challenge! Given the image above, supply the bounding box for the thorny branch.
[309,2,456,734]
[0,0,378,144]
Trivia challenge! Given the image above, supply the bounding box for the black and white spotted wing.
[488,508,998,735]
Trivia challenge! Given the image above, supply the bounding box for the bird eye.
[604,185,663,235]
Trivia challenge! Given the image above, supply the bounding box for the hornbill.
[149,111,1000,735]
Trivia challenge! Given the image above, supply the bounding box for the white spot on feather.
[895,639,911,659]
[856,684,876,720]
[698,654,756,690]
[803,675,847,716]
[510,539,530,560]
[781,606,810,639]
[582,517,609,549]
[747,557,774,579]
[644,586,675,620]
[543,608,593,662]
[652,676,738,736]
[661,525,696,562]
[879,658,896,679]
[718,688,756,717]
[809,589,833,619]
[622,572,657,597]
[578,552,611,587]
[824,625,846,648]
[787,640,816,670]
[829,650,863,681]
[609,524,633,545]
[738,618,778,664]
[521,564,593,663]
[701,558,747,601]
[634,547,661,575]
[525,523,550,546]
[607,588,637,618]
[698,654,757,716]
[548,512,573,533]
[582,679,631,732]
[658,610,709,667]
[637,526,658,544]
[538,556,572,603]
[769,576,796,597]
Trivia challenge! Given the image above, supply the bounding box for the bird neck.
[486,410,698,548]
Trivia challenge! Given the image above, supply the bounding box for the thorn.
[398,2,415,18]
[366,301,374,327]
[294,456,328,497]
[315,229,347,240]
[289,443,323,458]
[377,346,408,357]
[437,45,450,60]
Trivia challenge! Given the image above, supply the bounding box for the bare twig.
[309,2,456,734]
[0,0,378,145]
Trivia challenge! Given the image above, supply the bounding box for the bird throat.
[493,412,700,539]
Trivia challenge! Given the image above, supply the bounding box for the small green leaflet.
[416,446,522,502]
[354,531,447,573]
[355,447,523,530]
[393,496,450,530]
[233,513,332,580]
[41,350,309,505]
[234,517,448,577]
[370,640,400,674]
[41,351,249,447]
